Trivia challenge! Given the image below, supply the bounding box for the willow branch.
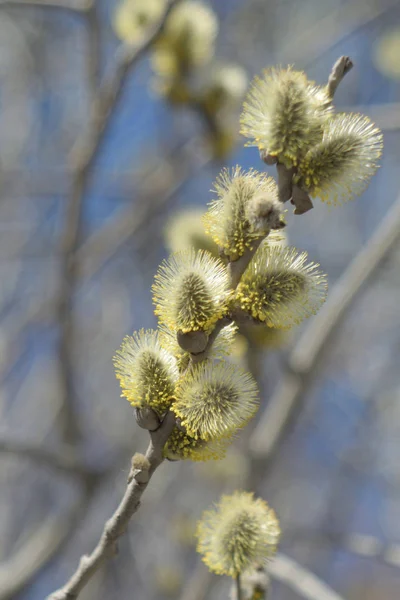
[269,553,346,600]
[49,175,262,599]
[47,411,176,600]
[55,0,181,444]
[250,192,400,458]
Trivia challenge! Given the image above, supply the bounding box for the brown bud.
[291,185,314,215]
[177,330,208,354]
[135,406,160,431]
[259,149,278,165]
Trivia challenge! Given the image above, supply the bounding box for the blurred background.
[0,0,400,598]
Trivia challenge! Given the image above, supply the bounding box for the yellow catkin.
[196,491,280,576]
[163,428,232,462]
[234,245,327,330]
[173,361,258,441]
[296,112,383,205]
[240,67,332,168]
[203,166,281,261]
[152,249,230,333]
[113,329,178,414]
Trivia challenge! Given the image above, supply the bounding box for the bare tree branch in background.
[55,0,181,443]
[77,139,210,281]
[269,553,346,600]
[85,1,101,99]
[0,438,96,476]
[0,474,101,600]
[280,0,400,66]
[47,411,176,600]
[0,1,183,595]
[288,529,400,570]
[250,192,400,459]
[0,0,88,11]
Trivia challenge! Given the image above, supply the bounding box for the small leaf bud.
[177,330,208,354]
[135,406,161,431]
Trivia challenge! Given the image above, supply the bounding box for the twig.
[269,553,346,600]
[327,56,353,99]
[280,0,400,67]
[178,564,212,600]
[55,0,181,444]
[250,192,400,458]
[235,573,243,600]
[76,138,209,282]
[0,478,98,600]
[85,1,101,99]
[47,411,176,600]
[0,0,89,10]
[0,438,94,477]
[289,529,400,570]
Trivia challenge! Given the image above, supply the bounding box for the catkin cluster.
[113,0,248,157]
[114,158,328,461]
[241,63,383,211]
[113,58,382,467]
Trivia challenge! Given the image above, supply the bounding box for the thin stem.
[269,553,346,600]
[47,412,176,600]
[327,55,353,99]
[85,1,101,99]
[235,573,243,600]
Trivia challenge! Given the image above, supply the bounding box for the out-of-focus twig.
[288,530,400,569]
[280,0,400,66]
[0,438,93,477]
[86,1,101,98]
[0,0,89,10]
[47,411,176,600]
[55,0,181,444]
[269,553,346,600]
[178,563,211,600]
[0,477,98,600]
[76,139,209,282]
[250,192,400,458]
